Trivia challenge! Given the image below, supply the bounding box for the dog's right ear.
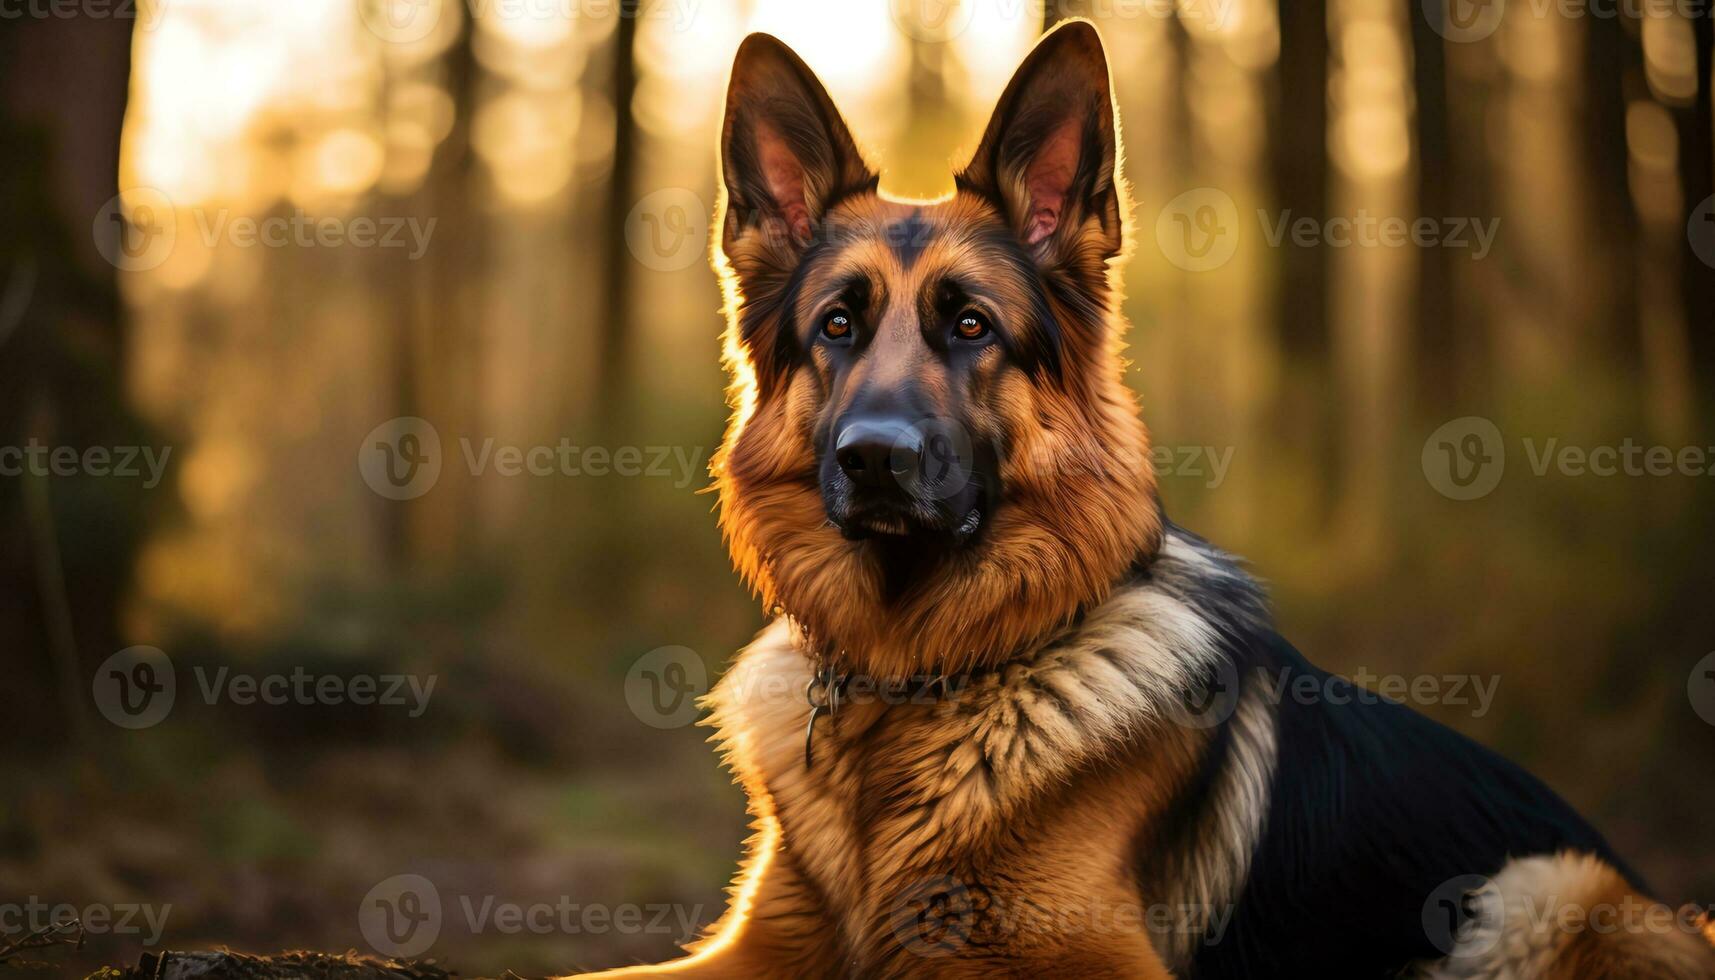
[718,34,873,266]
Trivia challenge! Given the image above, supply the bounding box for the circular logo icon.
[1688,195,1715,270]
[1422,873,1502,958]
[93,188,177,272]
[1688,652,1715,727]
[1421,416,1505,501]
[893,416,975,504]
[92,646,176,730]
[626,188,709,272]
[1167,657,1243,730]
[1422,0,1505,44]
[358,0,444,46]
[1156,187,1239,272]
[888,875,978,958]
[360,873,442,959]
[624,646,709,729]
[359,417,442,501]
[888,0,976,43]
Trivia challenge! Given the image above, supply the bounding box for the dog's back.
[1062,525,1713,978]
[1144,530,1708,976]
[1201,646,1624,974]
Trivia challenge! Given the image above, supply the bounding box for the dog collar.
[802,667,963,769]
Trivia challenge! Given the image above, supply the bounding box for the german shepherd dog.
[575,21,1715,979]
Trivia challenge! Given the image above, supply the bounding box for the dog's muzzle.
[821,414,991,542]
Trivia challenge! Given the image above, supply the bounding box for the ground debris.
[88,949,480,980]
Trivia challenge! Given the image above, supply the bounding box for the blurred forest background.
[1,0,1713,975]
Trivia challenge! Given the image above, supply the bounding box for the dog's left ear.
[958,20,1123,267]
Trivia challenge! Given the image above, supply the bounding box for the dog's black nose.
[835,419,921,490]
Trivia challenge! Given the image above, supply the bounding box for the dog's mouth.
[836,497,986,543]
[828,490,990,602]
[822,452,996,548]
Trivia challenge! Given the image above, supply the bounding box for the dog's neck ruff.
[701,526,1278,972]
[796,642,1039,769]
[789,607,1076,769]
[783,615,1037,695]
[754,527,1271,772]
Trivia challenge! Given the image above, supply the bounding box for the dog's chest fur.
[703,537,1277,972]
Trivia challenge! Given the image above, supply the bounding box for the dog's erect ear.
[958,20,1123,265]
[720,34,873,259]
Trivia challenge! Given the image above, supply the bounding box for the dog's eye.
[822,310,853,340]
[955,311,990,340]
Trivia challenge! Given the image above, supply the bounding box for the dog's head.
[712,21,1162,678]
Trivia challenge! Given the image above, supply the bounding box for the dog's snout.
[835,419,921,490]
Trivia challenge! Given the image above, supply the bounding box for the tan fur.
[574,553,1276,978]
[1410,852,1715,980]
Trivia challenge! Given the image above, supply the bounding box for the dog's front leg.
[561,817,839,979]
